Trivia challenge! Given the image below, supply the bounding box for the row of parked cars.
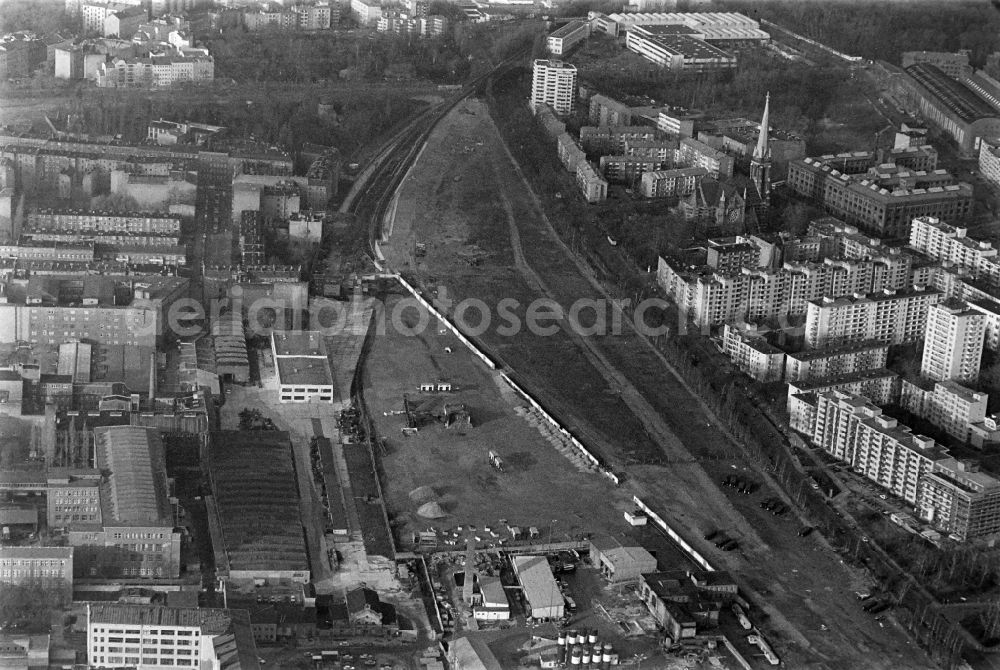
[722,474,758,495]
[703,529,739,552]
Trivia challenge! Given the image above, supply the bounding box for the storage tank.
[581,649,591,669]
[567,630,578,645]
[602,643,613,664]
[588,629,598,644]
[570,646,582,666]
[609,652,619,666]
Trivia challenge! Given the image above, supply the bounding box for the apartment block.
[657,253,916,330]
[918,459,1000,541]
[899,378,993,445]
[350,0,382,25]
[705,238,759,273]
[575,161,608,203]
[786,369,899,414]
[803,288,940,348]
[624,139,677,166]
[579,126,657,156]
[0,547,73,599]
[908,215,1000,289]
[920,299,985,383]
[598,155,660,183]
[810,389,947,504]
[557,133,586,173]
[27,210,181,235]
[721,322,784,382]
[784,341,889,382]
[530,59,576,116]
[86,603,259,669]
[639,166,707,198]
[786,152,972,239]
[589,94,632,127]
[978,137,1000,190]
[657,109,698,138]
[676,138,734,178]
[547,20,589,55]
[67,426,181,578]
[96,52,214,88]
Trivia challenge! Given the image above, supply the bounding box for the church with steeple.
[749,92,772,207]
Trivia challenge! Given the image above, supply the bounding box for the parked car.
[797,526,814,537]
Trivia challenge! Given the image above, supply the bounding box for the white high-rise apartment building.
[909,215,1000,287]
[811,390,947,504]
[803,288,940,349]
[531,59,577,116]
[920,299,986,383]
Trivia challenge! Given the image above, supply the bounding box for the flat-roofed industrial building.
[270,331,334,403]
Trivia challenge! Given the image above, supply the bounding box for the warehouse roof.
[905,63,999,124]
[512,555,562,611]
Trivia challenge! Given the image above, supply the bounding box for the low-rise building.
[575,162,607,203]
[86,603,261,670]
[588,535,657,584]
[625,26,737,73]
[547,20,589,55]
[557,133,586,173]
[0,547,73,600]
[639,166,707,198]
[579,126,657,156]
[598,155,660,184]
[270,331,334,403]
[511,555,563,620]
[676,138,734,179]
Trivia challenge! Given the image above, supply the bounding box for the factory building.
[511,555,564,620]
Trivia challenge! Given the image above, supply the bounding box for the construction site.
[372,95,936,669]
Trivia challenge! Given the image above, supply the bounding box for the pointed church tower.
[750,92,772,206]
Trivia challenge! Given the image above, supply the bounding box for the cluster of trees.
[580,47,850,140]
[204,29,473,84]
[0,0,73,35]
[55,87,422,157]
[238,408,277,431]
[0,582,67,633]
[716,0,1000,67]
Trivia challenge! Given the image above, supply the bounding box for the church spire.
[750,92,772,206]
[753,92,770,162]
